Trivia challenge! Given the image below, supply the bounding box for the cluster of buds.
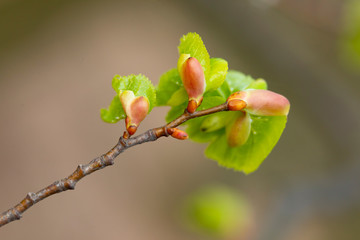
[119,90,149,136]
[178,54,206,113]
[226,89,290,147]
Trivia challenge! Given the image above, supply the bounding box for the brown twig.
[0,103,228,228]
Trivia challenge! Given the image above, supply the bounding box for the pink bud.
[228,90,290,116]
[226,112,251,147]
[178,55,206,113]
[120,91,149,135]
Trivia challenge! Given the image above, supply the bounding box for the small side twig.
[0,103,228,228]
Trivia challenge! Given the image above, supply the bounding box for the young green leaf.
[186,118,223,143]
[186,112,231,143]
[205,115,287,174]
[101,74,156,123]
[100,95,124,123]
[246,78,267,90]
[156,68,182,106]
[112,74,156,110]
[166,88,188,107]
[166,102,187,122]
[225,70,256,92]
[207,58,228,91]
[185,96,228,142]
[178,32,211,80]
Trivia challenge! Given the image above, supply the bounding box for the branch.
[0,103,228,228]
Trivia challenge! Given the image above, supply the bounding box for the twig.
[0,103,228,228]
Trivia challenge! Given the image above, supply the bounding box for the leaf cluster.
[100,32,288,174]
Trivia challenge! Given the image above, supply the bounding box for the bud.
[227,98,247,111]
[167,128,188,140]
[227,90,290,116]
[226,112,251,147]
[119,90,149,135]
[178,54,206,113]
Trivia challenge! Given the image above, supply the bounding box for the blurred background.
[1,0,359,239]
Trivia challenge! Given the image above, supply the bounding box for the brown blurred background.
[1,0,360,239]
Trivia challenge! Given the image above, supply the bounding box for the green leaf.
[186,112,231,143]
[205,70,265,103]
[186,118,223,143]
[100,96,125,123]
[166,102,187,122]
[246,78,268,90]
[167,88,188,106]
[101,74,156,123]
[204,81,230,100]
[112,74,156,110]
[207,58,228,91]
[185,97,228,142]
[178,32,211,79]
[225,70,255,92]
[156,68,182,106]
[205,115,287,174]
[199,96,225,110]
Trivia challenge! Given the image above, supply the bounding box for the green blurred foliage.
[340,0,360,71]
[181,185,252,238]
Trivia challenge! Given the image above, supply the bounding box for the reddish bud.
[120,90,150,135]
[227,98,247,111]
[126,121,137,136]
[226,112,251,147]
[187,98,203,113]
[227,90,290,116]
[178,55,206,113]
[167,128,188,140]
